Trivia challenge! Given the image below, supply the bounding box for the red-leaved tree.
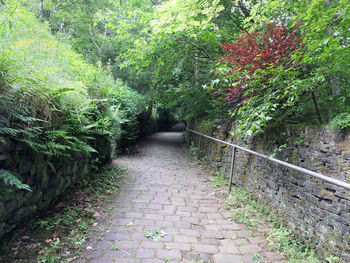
[213,24,304,107]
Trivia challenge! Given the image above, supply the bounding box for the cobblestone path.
[78,132,285,263]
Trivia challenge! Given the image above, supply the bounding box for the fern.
[0,127,20,136]
[0,169,32,191]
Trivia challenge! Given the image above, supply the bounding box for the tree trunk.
[147,100,153,119]
[154,104,158,133]
[310,88,322,125]
[40,0,44,21]
[194,52,199,87]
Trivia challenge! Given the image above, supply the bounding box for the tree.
[213,24,304,105]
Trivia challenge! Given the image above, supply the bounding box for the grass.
[0,163,125,263]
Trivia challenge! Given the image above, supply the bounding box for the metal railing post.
[187,129,190,145]
[228,146,236,194]
[198,134,202,159]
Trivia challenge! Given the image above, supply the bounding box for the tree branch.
[180,38,215,62]
[309,88,322,125]
[238,0,251,17]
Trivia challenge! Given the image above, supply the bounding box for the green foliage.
[232,0,350,135]
[226,186,322,263]
[16,0,349,136]
[0,1,148,197]
[151,0,224,35]
[330,113,350,130]
[0,170,31,191]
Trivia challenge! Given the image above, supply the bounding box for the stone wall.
[0,137,98,239]
[188,121,350,262]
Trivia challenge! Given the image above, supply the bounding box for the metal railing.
[185,128,350,193]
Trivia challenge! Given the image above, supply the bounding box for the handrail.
[185,128,350,191]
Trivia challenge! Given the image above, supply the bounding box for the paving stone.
[159,210,175,215]
[176,211,191,217]
[222,230,240,239]
[201,230,224,239]
[81,250,103,259]
[132,233,149,241]
[198,206,217,213]
[191,212,207,218]
[142,260,163,263]
[163,227,180,234]
[111,259,140,263]
[192,244,219,254]
[165,215,181,222]
[158,249,182,260]
[238,244,263,255]
[219,239,240,253]
[144,214,164,220]
[103,248,135,258]
[90,259,114,263]
[178,206,197,212]
[234,238,249,246]
[220,223,242,230]
[125,212,143,219]
[174,222,192,229]
[134,203,148,208]
[183,252,212,261]
[141,241,165,249]
[243,254,266,263]
[134,219,155,226]
[97,240,112,249]
[115,241,139,249]
[200,238,219,245]
[104,233,130,241]
[111,219,134,226]
[236,229,253,238]
[179,229,200,237]
[248,236,267,244]
[156,220,174,228]
[165,242,191,251]
[182,216,200,224]
[221,211,232,219]
[212,253,244,263]
[174,235,198,243]
[207,212,224,219]
[158,234,174,242]
[136,248,155,258]
[148,204,163,209]
[204,224,223,231]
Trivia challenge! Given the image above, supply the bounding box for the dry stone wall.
[0,137,96,239]
[188,122,350,262]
